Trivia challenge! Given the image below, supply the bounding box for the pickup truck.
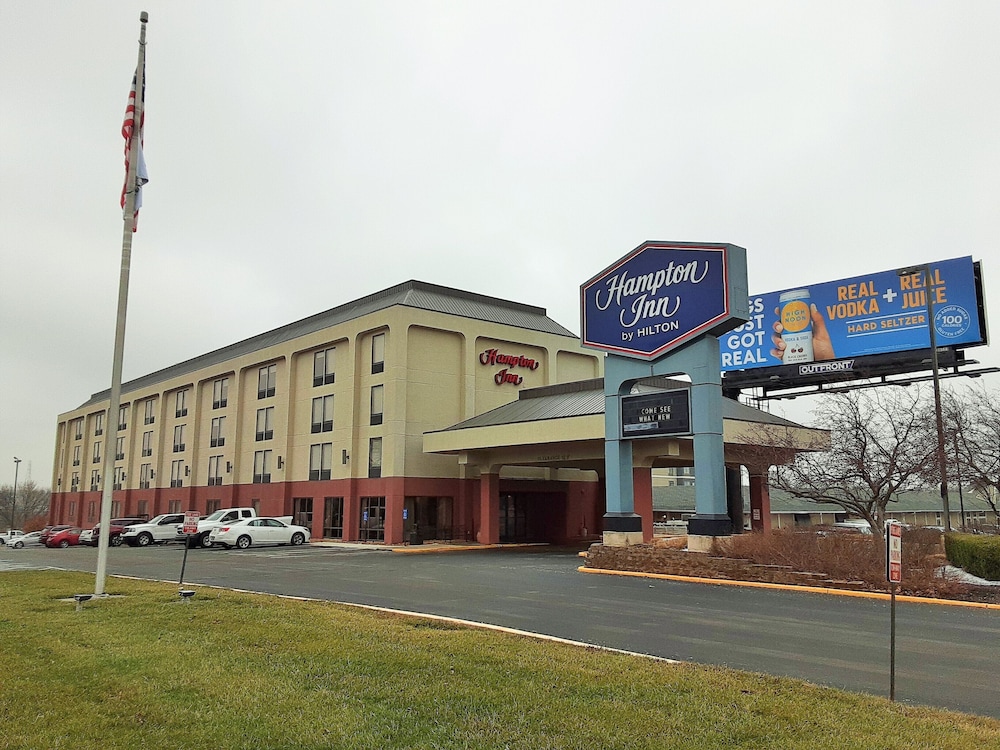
[122,513,187,547]
[0,530,25,546]
[182,507,257,548]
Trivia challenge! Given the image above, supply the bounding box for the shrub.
[945,533,1000,581]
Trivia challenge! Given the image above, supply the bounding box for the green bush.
[945,533,1000,581]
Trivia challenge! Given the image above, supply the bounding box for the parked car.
[46,527,83,548]
[209,517,309,550]
[81,517,148,547]
[177,507,257,548]
[39,525,72,546]
[7,531,43,549]
[121,514,187,547]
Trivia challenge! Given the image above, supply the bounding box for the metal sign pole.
[890,582,897,701]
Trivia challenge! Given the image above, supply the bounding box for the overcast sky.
[2,1,999,487]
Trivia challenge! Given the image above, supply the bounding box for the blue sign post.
[582,241,749,547]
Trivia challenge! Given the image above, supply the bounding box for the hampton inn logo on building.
[479,348,539,386]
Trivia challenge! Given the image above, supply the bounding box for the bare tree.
[768,387,938,546]
[0,480,51,530]
[949,382,1000,526]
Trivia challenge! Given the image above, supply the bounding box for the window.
[258,364,277,399]
[88,501,97,522]
[251,498,261,514]
[139,463,152,489]
[137,500,148,518]
[313,347,336,386]
[253,450,272,484]
[311,395,334,433]
[75,419,84,440]
[212,377,229,409]
[144,399,156,425]
[323,497,344,539]
[142,430,153,457]
[370,385,384,426]
[208,455,223,486]
[115,436,125,461]
[368,437,382,479]
[68,500,76,518]
[94,412,104,436]
[175,389,188,418]
[173,424,186,453]
[92,441,102,464]
[171,459,184,488]
[293,497,313,529]
[113,466,125,491]
[118,404,129,431]
[255,407,274,441]
[206,499,222,514]
[90,469,100,492]
[168,499,182,514]
[73,445,81,466]
[360,496,385,541]
[71,471,79,490]
[211,416,226,447]
[309,443,333,481]
[371,333,385,374]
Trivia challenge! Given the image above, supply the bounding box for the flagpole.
[96,11,148,596]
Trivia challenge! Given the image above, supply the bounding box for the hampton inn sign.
[480,348,540,386]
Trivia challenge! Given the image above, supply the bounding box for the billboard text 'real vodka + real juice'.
[720,256,984,372]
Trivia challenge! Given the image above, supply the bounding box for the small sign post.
[886,520,903,701]
[178,510,200,591]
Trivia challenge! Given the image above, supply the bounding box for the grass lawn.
[1,571,997,749]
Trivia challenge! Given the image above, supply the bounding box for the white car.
[7,531,43,549]
[209,517,310,550]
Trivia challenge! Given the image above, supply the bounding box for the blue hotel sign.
[581,241,749,360]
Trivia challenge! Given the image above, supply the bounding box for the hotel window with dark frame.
[94,412,104,436]
[313,347,336,386]
[368,437,382,479]
[113,466,125,491]
[208,455,223,486]
[139,463,152,490]
[144,399,156,425]
[118,404,129,431]
[371,333,385,374]
[370,384,384,426]
[171,460,184,488]
[142,430,153,457]
[255,407,274,441]
[213,377,229,409]
[115,436,125,461]
[173,424,186,453]
[71,471,79,491]
[175,389,188,418]
[309,443,332,481]
[73,445,81,466]
[90,469,100,492]
[75,419,83,440]
[211,416,226,447]
[311,395,333,433]
[92,441,102,464]
[323,497,344,539]
[253,450,272,484]
[258,364,277,399]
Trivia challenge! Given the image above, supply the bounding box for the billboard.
[721,256,986,375]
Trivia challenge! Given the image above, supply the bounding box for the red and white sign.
[886,521,903,583]
[183,510,200,535]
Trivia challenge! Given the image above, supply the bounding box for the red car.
[39,525,71,546]
[45,527,83,548]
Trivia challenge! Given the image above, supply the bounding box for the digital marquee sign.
[620,390,691,438]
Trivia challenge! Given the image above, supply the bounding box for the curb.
[578,566,1000,610]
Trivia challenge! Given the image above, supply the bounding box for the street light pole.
[11,457,21,532]
[898,264,952,532]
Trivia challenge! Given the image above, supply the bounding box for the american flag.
[121,70,148,231]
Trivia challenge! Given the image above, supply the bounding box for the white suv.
[121,514,186,547]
